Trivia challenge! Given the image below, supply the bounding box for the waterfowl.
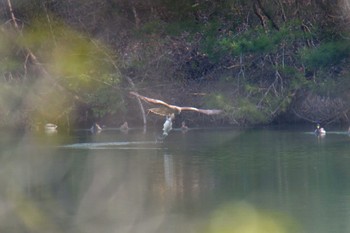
[44,123,58,134]
[45,123,57,131]
[181,121,188,132]
[120,121,129,132]
[90,123,102,133]
[314,123,326,136]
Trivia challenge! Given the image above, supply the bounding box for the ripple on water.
[61,141,164,150]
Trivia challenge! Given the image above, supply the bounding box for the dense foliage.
[1,0,350,129]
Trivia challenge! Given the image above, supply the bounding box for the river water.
[0,125,350,233]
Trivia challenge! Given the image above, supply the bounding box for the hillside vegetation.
[1,0,350,129]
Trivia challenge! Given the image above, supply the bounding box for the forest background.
[1,0,350,130]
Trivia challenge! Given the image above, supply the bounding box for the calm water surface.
[1,126,350,233]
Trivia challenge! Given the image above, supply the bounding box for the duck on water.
[90,123,102,134]
[314,123,326,136]
[45,123,58,134]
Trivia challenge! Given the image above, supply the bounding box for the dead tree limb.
[90,40,147,129]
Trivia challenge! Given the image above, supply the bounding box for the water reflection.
[163,153,174,189]
[0,127,350,232]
